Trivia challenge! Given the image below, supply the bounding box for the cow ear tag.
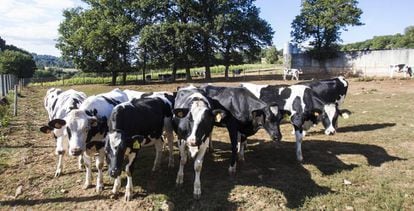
[133,140,141,150]
[215,113,223,123]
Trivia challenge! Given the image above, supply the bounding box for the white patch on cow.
[180,84,197,90]
[123,89,145,101]
[270,105,279,116]
[324,104,336,135]
[187,100,209,153]
[240,82,267,98]
[108,132,122,154]
[338,76,348,87]
[124,152,136,201]
[283,85,308,115]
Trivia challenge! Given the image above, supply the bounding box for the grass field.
[0,77,413,210]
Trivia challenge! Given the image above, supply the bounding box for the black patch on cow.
[102,96,121,106]
[86,141,105,150]
[51,98,58,112]
[141,92,153,98]
[86,116,108,144]
[69,98,81,111]
[66,127,72,139]
[85,109,98,117]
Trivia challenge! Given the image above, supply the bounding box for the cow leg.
[78,155,84,170]
[208,132,214,152]
[238,133,247,162]
[55,154,63,177]
[95,148,105,193]
[193,139,208,199]
[152,138,163,172]
[176,139,187,186]
[227,120,239,175]
[82,153,92,189]
[291,115,304,162]
[112,176,121,195]
[163,118,175,168]
[125,152,136,201]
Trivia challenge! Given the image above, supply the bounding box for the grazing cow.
[390,64,413,78]
[241,83,326,161]
[40,88,86,177]
[283,68,303,80]
[46,88,128,192]
[200,85,282,173]
[298,76,351,134]
[172,85,225,199]
[123,89,175,167]
[106,97,173,201]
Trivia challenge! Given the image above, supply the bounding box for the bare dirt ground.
[0,76,413,210]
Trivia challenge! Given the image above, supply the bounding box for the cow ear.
[48,119,66,129]
[40,125,53,133]
[89,117,98,127]
[339,109,352,119]
[173,108,189,118]
[212,109,226,123]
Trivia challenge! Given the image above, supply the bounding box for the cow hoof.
[54,169,62,177]
[96,185,104,193]
[193,193,201,200]
[124,193,132,202]
[82,184,91,190]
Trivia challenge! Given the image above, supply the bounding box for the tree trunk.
[142,48,147,84]
[111,71,117,86]
[122,72,127,85]
[224,47,230,80]
[203,36,211,80]
[172,64,177,82]
[225,65,230,80]
[185,66,192,81]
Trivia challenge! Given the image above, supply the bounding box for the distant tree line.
[0,36,36,79]
[341,26,414,51]
[56,0,274,85]
[32,54,74,70]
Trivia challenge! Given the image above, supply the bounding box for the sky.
[1,0,414,57]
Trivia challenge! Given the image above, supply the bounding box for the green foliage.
[32,54,74,69]
[264,46,279,64]
[342,26,414,50]
[0,50,36,78]
[291,0,363,59]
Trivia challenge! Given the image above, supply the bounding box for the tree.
[216,0,273,79]
[291,0,363,60]
[265,46,279,64]
[0,50,36,78]
[57,1,137,86]
[0,37,5,52]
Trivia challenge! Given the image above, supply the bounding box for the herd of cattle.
[39,76,351,201]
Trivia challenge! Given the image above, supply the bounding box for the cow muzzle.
[70,147,83,156]
[109,168,121,178]
[325,128,336,135]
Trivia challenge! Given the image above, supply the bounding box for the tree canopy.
[56,0,273,83]
[291,0,363,59]
[341,26,414,51]
[0,50,36,78]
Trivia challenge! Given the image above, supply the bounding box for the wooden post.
[0,74,4,97]
[14,85,18,116]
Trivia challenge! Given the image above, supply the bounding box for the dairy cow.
[40,88,86,177]
[200,85,282,173]
[46,88,128,192]
[241,83,326,161]
[298,76,351,134]
[106,97,173,201]
[172,85,225,199]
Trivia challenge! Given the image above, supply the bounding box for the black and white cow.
[283,68,303,80]
[298,76,351,134]
[123,89,175,167]
[40,88,86,177]
[106,97,173,201]
[46,88,128,192]
[390,64,413,78]
[200,85,282,173]
[241,83,326,161]
[172,85,225,199]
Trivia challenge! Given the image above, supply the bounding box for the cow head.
[173,96,225,158]
[252,104,282,142]
[46,109,103,156]
[106,131,140,178]
[40,123,67,155]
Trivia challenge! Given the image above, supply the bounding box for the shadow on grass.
[126,138,402,209]
[337,123,396,133]
[0,195,108,206]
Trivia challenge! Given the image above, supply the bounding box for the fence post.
[14,85,18,116]
[5,75,9,95]
[0,74,4,97]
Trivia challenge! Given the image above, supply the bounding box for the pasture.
[0,78,413,210]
